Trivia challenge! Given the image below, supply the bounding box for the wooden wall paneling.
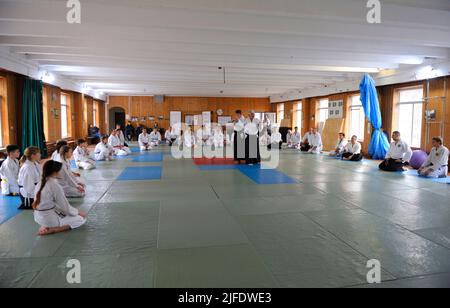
[445,76,450,148]
[97,100,106,134]
[108,96,271,130]
[85,96,94,128]
[42,84,62,143]
[0,76,8,146]
[72,92,84,139]
[425,77,446,151]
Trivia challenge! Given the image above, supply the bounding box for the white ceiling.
[0,0,449,98]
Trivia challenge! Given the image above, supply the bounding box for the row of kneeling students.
[325,130,448,177]
[0,131,141,236]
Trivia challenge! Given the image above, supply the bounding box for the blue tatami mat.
[117,166,162,181]
[0,196,22,225]
[132,152,164,162]
[237,165,299,185]
[403,169,450,184]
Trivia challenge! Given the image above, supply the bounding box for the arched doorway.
[109,107,126,131]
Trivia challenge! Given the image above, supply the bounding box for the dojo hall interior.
[1,0,450,289]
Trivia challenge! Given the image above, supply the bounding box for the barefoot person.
[342,135,363,161]
[329,133,348,157]
[379,131,412,172]
[33,160,86,236]
[0,145,21,196]
[418,137,449,178]
[308,128,323,154]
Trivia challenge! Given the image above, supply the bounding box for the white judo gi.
[108,135,132,156]
[290,132,301,148]
[212,129,224,148]
[138,132,152,151]
[329,139,348,156]
[271,132,282,144]
[149,131,162,147]
[184,131,195,148]
[34,178,86,230]
[164,130,172,143]
[308,133,323,154]
[94,142,114,161]
[55,157,86,198]
[117,130,126,146]
[0,157,20,195]
[386,140,413,162]
[51,151,61,162]
[18,160,42,208]
[73,146,96,170]
[419,146,449,178]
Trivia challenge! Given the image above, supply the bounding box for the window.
[60,94,68,138]
[277,104,285,123]
[254,112,263,121]
[254,112,276,129]
[295,102,302,131]
[349,95,365,141]
[93,103,98,127]
[317,98,329,132]
[397,87,423,148]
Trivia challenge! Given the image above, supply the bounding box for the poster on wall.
[328,100,344,119]
[218,116,232,126]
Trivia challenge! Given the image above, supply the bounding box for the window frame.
[396,86,424,148]
[295,101,303,131]
[277,103,285,123]
[60,93,69,139]
[349,95,365,142]
[317,98,329,131]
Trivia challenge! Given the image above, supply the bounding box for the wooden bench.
[46,138,76,157]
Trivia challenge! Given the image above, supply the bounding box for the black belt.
[36,206,56,212]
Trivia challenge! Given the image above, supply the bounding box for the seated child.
[33,160,87,236]
[57,146,86,198]
[149,128,162,147]
[108,130,132,156]
[94,135,114,161]
[0,145,21,196]
[139,130,152,151]
[18,147,42,210]
[73,139,96,170]
[51,140,68,162]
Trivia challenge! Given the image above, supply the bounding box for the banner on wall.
[328,100,344,119]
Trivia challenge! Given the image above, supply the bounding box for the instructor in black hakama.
[245,111,261,165]
[233,110,246,164]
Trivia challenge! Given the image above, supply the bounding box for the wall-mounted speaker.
[154,95,165,103]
